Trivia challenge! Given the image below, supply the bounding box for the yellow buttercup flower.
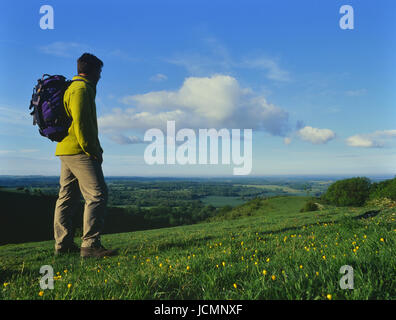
[38,291,44,297]
[326,294,332,300]
[262,270,267,275]
[67,283,72,289]
[271,275,276,281]
[233,283,237,289]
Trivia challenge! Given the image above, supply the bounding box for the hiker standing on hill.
[53,53,116,258]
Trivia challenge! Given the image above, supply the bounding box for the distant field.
[201,195,246,207]
[238,184,303,194]
[0,196,394,300]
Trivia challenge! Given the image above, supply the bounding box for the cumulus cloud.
[297,126,336,145]
[99,74,291,142]
[346,130,396,148]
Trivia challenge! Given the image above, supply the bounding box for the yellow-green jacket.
[55,75,103,158]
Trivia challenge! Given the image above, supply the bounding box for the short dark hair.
[77,53,103,75]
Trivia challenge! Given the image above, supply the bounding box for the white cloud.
[297,126,336,145]
[346,130,396,148]
[346,135,381,148]
[99,74,290,142]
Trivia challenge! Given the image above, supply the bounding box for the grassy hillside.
[206,196,311,221]
[0,196,395,300]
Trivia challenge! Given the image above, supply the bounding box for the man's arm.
[68,88,100,159]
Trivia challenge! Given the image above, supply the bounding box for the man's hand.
[91,153,103,165]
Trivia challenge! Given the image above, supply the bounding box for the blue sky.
[0,0,395,176]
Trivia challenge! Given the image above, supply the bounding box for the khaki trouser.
[54,153,108,250]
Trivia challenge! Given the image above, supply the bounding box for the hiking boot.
[80,245,118,258]
[55,243,80,255]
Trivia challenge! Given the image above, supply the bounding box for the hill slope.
[0,197,395,300]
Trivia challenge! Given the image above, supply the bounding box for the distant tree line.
[0,189,218,245]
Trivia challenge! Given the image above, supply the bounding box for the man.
[54,53,116,258]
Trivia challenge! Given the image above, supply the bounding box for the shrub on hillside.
[300,200,319,212]
[321,177,371,207]
[370,177,396,201]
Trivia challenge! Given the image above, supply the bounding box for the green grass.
[0,196,395,300]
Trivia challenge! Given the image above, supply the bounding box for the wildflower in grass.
[380,238,384,242]
[299,265,303,269]
[316,272,319,276]
[222,261,226,267]
[3,282,9,288]
[322,255,326,260]
[262,270,267,275]
[271,275,276,281]
[159,263,163,268]
[233,283,237,289]
[266,258,270,263]
[38,291,44,297]
[64,269,68,274]
[67,283,72,289]
[326,294,332,300]
[363,235,367,239]
[104,279,108,284]
[186,266,190,271]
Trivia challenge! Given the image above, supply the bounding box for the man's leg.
[54,157,80,251]
[60,153,108,248]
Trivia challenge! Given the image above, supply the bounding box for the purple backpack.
[29,74,83,142]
